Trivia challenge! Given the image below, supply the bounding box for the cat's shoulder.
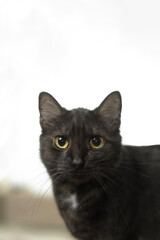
[122,144,160,162]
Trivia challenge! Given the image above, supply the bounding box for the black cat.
[39,91,160,240]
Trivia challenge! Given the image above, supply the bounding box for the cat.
[39,91,160,240]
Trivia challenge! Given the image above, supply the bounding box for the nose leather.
[72,157,84,169]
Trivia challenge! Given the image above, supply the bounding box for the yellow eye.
[55,136,69,149]
[90,136,104,149]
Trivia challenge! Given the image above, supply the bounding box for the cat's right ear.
[39,92,62,129]
[95,91,122,133]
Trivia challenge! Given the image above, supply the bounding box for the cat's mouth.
[69,173,91,184]
[57,168,92,184]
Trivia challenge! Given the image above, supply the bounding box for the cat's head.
[39,91,122,185]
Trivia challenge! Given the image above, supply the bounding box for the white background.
[0,0,160,193]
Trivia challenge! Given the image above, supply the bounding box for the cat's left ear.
[96,91,122,132]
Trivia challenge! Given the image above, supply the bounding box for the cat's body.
[53,145,160,240]
[39,91,160,240]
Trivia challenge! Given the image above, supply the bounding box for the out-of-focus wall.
[0,188,64,228]
[1,0,160,193]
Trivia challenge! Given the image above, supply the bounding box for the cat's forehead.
[61,108,102,136]
[71,108,90,123]
[65,108,92,130]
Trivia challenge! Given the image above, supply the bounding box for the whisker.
[30,180,53,223]
[119,164,151,178]
[92,173,118,233]
[93,171,127,228]
[96,171,120,188]
[54,174,65,185]
[120,161,153,165]
[48,168,72,173]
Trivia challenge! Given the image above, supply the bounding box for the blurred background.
[0,0,160,239]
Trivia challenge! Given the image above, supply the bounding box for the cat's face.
[39,92,122,185]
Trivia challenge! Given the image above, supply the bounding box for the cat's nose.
[72,157,84,169]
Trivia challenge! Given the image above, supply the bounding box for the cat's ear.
[39,92,62,128]
[96,91,122,132]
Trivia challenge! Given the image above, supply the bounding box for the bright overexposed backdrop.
[0,0,160,192]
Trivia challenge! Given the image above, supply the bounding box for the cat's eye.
[55,136,69,149]
[90,136,104,149]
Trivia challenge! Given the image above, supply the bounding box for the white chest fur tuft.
[64,193,78,210]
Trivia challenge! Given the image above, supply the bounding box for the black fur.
[39,91,160,240]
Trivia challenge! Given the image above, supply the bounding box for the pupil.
[58,137,66,146]
[93,137,101,146]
